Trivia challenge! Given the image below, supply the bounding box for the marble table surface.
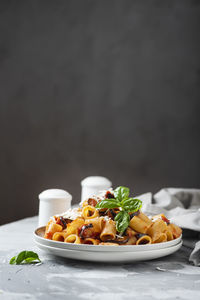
[0,217,200,300]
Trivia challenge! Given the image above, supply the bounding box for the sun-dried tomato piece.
[56,217,67,229]
[79,224,99,239]
[105,191,115,199]
[88,198,98,207]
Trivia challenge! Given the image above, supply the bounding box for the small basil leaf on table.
[9,251,41,265]
[114,186,130,202]
[24,257,40,264]
[9,256,17,265]
[95,199,121,209]
[15,251,27,264]
[25,251,40,261]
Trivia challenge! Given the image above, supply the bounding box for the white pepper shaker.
[38,189,72,227]
[81,176,112,202]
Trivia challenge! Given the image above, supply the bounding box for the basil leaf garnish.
[114,186,130,202]
[9,251,41,265]
[122,198,142,213]
[95,199,121,209]
[95,186,142,234]
[114,211,130,234]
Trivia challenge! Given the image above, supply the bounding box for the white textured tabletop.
[0,217,200,300]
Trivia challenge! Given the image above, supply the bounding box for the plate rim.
[35,239,183,262]
[34,226,182,252]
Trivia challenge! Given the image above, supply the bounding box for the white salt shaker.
[38,189,72,227]
[81,176,112,202]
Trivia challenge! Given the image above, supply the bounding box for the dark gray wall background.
[0,0,199,225]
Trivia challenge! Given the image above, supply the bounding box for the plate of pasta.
[34,186,182,262]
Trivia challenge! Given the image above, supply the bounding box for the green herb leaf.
[122,198,142,213]
[9,256,17,265]
[24,251,40,261]
[114,211,130,234]
[95,199,121,209]
[15,251,27,264]
[23,257,40,264]
[9,251,41,265]
[95,186,142,234]
[114,186,130,202]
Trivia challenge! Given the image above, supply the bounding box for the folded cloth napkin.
[138,188,200,266]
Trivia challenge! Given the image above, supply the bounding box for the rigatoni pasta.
[52,232,68,242]
[65,234,81,244]
[44,187,182,246]
[129,216,150,234]
[100,219,116,241]
[65,218,85,237]
[83,238,99,245]
[147,219,168,242]
[136,235,152,245]
[82,205,99,219]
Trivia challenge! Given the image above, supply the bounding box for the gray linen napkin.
[138,188,200,266]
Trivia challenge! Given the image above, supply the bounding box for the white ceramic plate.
[34,227,182,252]
[35,240,183,262]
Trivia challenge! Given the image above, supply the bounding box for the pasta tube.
[147,219,167,243]
[168,223,182,239]
[164,229,173,241]
[82,205,99,219]
[83,238,99,245]
[66,218,85,237]
[138,212,152,226]
[100,220,116,241]
[44,222,63,239]
[64,234,81,244]
[154,233,167,243]
[136,235,152,245]
[52,231,68,242]
[129,216,149,234]
[147,219,168,242]
[85,217,105,234]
